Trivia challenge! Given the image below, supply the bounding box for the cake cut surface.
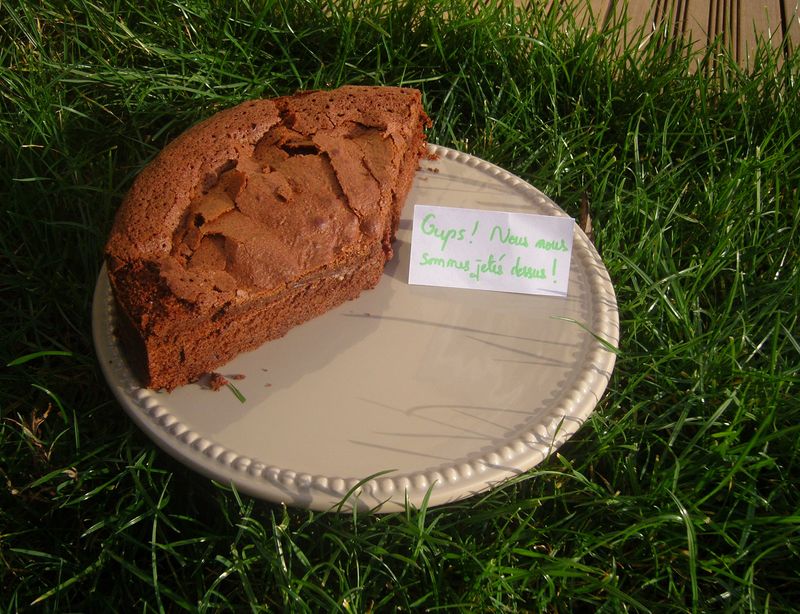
[106,86,430,390]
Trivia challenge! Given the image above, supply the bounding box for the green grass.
[2,0,799,610]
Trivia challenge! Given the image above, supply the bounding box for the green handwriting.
[419,252,470,271]
[489,225,529,247]
[421,213,465,251]
[535,238,569,252]
[470,253,505,282]
[511,256,546,279]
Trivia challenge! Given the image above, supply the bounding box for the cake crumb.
[208,372,228,391]
[229,373,246,380]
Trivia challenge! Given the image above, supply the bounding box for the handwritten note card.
[408,205,574,296]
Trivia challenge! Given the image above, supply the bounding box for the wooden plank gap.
[784,1,800,55]
[598,0,617,31]
[736,0,742,65]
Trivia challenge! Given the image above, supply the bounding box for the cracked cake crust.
[105,86,430,390]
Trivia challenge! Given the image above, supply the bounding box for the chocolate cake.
[105,86,430,390]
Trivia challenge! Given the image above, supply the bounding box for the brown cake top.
[106,86,428,310]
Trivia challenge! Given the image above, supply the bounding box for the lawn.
[2,0,799,611]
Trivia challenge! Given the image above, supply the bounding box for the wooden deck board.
[512,0,798,66]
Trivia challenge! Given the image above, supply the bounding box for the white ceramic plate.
[93,144,619,512]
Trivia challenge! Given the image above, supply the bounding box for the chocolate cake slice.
[105,86,430,390]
